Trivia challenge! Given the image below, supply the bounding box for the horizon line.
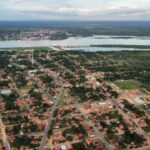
[0,20,150,22]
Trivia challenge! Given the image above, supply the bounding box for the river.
[0,36,150,51]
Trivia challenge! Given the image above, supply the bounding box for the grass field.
[0,46,50,51]
[115,80,143,90]
[90,44,150,49]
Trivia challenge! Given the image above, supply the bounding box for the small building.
[28,70,37,77]
[133,97,145,104]
[61,145,67,150]
[1,89,12,96]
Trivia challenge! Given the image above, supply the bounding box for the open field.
[115,80,143,90]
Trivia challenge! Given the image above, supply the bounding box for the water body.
[64,47,149,52]
[0,36,150,51]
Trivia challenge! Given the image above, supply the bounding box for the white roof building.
[61,145,67,150]
[1,89,12,96]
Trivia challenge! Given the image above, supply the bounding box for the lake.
[0,35,150,51]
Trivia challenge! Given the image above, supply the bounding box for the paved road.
[39,87,64,150]
[0,114,11,150]
[51,46,62,51]
[48,139,82,150]
[15,131,44,137]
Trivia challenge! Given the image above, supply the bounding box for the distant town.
[0,29,68,41]
[1,21,150,41]
[0,47,150,150]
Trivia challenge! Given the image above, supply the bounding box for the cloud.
[0,0,150,20]
[20,6,150,20]
[110,7,150,16]
[22,7,99,16]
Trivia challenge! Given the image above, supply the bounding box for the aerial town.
[0,47,150,150]
[0,29,68,41]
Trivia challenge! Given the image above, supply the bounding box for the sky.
[0,0,150,20]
